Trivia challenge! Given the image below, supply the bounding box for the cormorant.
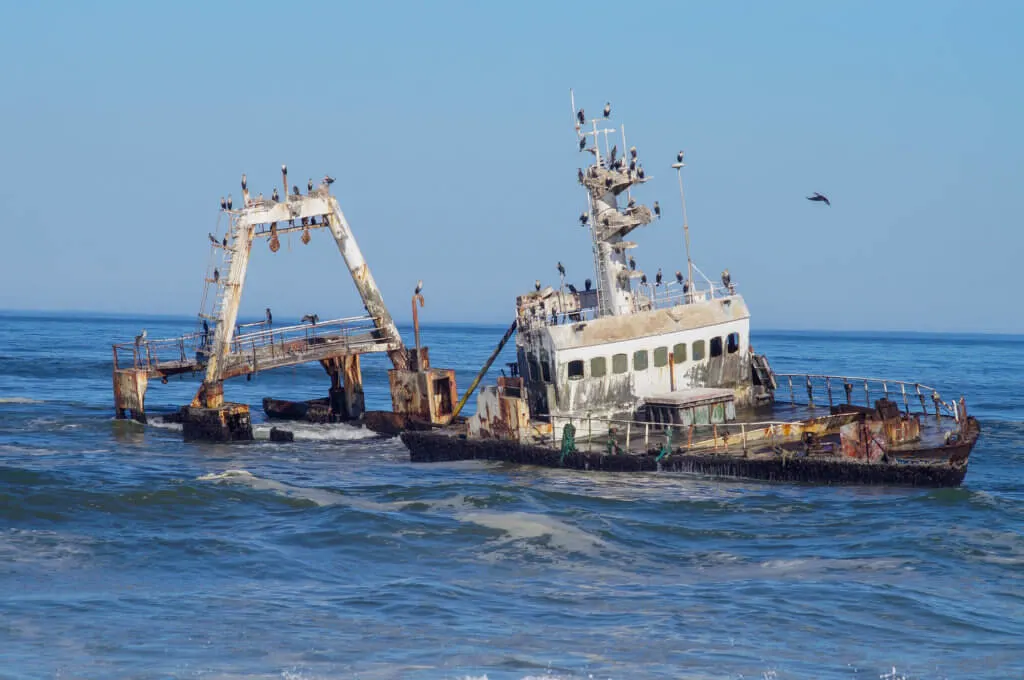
[585,278,592,291]
[637,164,645,179]
[609,145,617,167]
[271,187,279,202]
[557,262,566,277]
[629,255,636,271]
[676,271,683,284]
[568,283,578,294]
[603,102,611,117]
[415,280,423,295]
[208,233,218,244]
[220,196,226,210]
[213,268,220,283]
[292,185,300,196]
[227,194,232,210]
[241,173,247,191]
[323,175,335,185]
[656,268,662,286]
[641,273,648,285]
[721,268,731,289]
[605,177,613,188]
[308,178,313,192]
[630,146,637,159]
[628,196,636,209]
[222,236,227,247]
[579,212,589,226]
[578,168,584,184]
[281,164,287,175]
[266,308,273,325]
[677,151,684,163]
[578,136,586,151]
[806,191,831,206]
[629,159,636,171]
[534,279,541,292]
[653,200,661,218]
[301,313,319,325]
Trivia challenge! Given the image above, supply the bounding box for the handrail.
[773,372,957,417]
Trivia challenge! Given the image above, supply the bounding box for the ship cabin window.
[653,346,668,368]
[612,353,628,374]
[710,337,723,358]
[540,350,552,382]
[633,350,649,371]
[692,340,706,361]
[672,343,687,363]
[727,332,741,354]
[567,360,585,381]
[591,357,607,378]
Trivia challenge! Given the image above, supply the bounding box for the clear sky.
[1,1,1020,333]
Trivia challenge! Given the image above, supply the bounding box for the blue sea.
[1,312,1021,679]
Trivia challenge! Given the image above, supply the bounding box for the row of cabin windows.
[564,332,742,381]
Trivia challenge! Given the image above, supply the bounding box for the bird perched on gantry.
[721,269,732,291]
[806,191,830,206]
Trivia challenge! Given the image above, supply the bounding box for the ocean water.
[0,312,1021,679]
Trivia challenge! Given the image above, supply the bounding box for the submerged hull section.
[402,420,978,488]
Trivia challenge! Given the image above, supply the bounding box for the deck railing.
[113,315,391,373]
[773,373,959,418]
[548,412,824,455]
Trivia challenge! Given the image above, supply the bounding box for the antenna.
[673,156,693,300]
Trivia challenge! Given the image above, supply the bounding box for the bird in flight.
[806,192,831,206]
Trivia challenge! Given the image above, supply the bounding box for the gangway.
[112,166,457,440]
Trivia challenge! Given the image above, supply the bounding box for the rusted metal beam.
[449,320,518,422]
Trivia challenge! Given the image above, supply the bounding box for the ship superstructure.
[508,93,773,431]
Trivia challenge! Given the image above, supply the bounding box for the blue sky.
[1,1,1020,332]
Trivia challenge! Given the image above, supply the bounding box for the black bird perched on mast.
[271,187,279,202]
[627,196,636,209]
[603,102,611,118]
[676,270,683,284]
[579,212,588,226]
[415,279,423,295]
[721,269,732,290]
[220,196,226,210]
[241,173,247,191]
[578,168,584,184]
[653,201,661,218]
[585,278,592,291]
[656,268,663,286]
[577,108,585,126]
[629,159,636,172]
[534,279,541,292]
[208,233,218,244]
[307,178,313,193]
[323,175,335,185]
[227,194,232,210]
[637,164,646,179]
[557,262,566,277]
[292,185,300,196]
[806,191,831,206]
[677,151,684,163]
[213,268,220,283]
[641,273,648,285]
[222,236,227,247]
[568,283,578,294]
[630,146,637,159]
[578,136,586,151]
[629,255,636,271]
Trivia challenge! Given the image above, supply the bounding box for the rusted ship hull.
[401,420,979,487]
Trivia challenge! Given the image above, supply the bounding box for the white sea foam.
[197,469,348,507]
[0,396,44,404]
[252,421,377,442]
[458,510,607,555]
[148,417,183,431]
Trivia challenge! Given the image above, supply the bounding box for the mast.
[571,93,654,317]
[673,157,694,299]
